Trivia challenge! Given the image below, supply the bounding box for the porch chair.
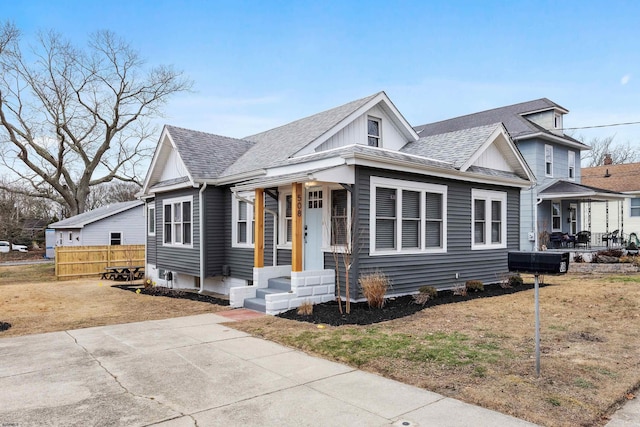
[575,231,591,249]
[602,229,619,247]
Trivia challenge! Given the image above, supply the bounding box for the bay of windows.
[371,177,446,254]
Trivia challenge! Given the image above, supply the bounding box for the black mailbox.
[508,251,570,275]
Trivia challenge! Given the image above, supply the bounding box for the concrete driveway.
[0,313,538,426]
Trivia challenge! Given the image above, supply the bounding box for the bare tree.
[579,135,640,167]
[0,23,192,215]
[85,181,141,210]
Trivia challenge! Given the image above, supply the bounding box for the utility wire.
[562,120,640,131]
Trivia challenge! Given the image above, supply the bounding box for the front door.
[304,187,324,270]
[569,203,577,234]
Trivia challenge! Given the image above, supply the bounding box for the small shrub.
[413,285,438,306]
[452,283,467,296]
[591,253,599,263]
[359,270,390,308]
[143,277,154,289]
[465,280,484,292]
[297,301,313,316]
[418,285,438,299]
[508,274,523,287]
[573,253,584,263]
[598,249,623,258]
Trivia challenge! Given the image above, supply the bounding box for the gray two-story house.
[415,99,623,250]
[140,92,534,314]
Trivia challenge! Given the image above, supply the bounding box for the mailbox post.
[508,252,570,377]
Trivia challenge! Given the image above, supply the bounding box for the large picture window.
[232,192,255,247]
[162,196,192,246]
[370,177,447,254]
[472,189,507,250]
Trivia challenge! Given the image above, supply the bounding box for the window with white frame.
[148,205,155,235]
[280,193,293,245]
[551,202,561,231]
[631,198,640,217]
[232,193,255,247]
[163,196,192,246]
[568,151,575,180]
[545,144,553,177]
[370,177,447,254]
[330,189,348,246]
[554,113,562,129]
[110,232,122,245]
[472,189,507,249]
[367,117,381,147]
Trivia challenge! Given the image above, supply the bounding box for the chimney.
[604,153,613,165]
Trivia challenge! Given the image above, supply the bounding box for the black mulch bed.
[278,283,547,326]
[113,284,229,306]
[0,321,11,332]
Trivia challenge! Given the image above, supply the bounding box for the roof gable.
[48,200,143,229]
[220,91,418,178]
[414,98,587,149]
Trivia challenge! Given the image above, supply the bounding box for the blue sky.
[6,0,640,146]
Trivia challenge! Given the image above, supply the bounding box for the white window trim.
[109,231,123,246]
[147,205,156,236]
[367,116,382,147]
[322,185,352,253]
[545,144,554,177]
[162,195,194,248]
[551,201,561,232]
[568,151,576,181]
[232,191,255,248]
[630,197,640,218]
[471,189,507,250]
[370,176,447,256]
[277,190,292,249]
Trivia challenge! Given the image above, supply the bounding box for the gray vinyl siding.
[348,166,520,299]
[224,188,276,282]
[277,249,292,265]
[79,206,145,246]
[154,188,200,276]
[147,199,157,264]
[204,187,225,276]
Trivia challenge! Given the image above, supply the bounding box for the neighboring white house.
[581,160,640,241]
[48,200,145,248]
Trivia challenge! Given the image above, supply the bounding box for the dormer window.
[554,113,562,129]
[367,117,381,147]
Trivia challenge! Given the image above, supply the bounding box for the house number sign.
[296,193,302,217]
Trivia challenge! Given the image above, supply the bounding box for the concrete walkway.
[0,313,539,426]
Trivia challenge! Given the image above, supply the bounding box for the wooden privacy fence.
[55,245,145,280]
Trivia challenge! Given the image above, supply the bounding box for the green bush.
[418,285,438,298]
[508,274,523,287]
[465,280,484,292]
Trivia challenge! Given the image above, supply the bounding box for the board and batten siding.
[153,188,200,276]
[346,166,520,299]
[78,205,146,246]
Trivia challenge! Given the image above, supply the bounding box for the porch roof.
[537,180,626,201]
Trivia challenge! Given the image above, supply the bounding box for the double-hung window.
[148,205,156,235]
[233,193,255,247]
[110,232,122,245]
[163,196,192,246]
[545,144,553,177]
[330,189,349,246]
[367,117,381,147]
[370,177,447,254]
[551,202,561,231]
[472,189,507,250]
[631,198,640,217]
[568,151,575,180]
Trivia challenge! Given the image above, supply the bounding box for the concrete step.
[268,277,291,291]
[256,287,285,299]
[243,297,266,313]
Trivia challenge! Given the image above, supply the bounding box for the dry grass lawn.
[0,263,229,337]
[232,273,640,427]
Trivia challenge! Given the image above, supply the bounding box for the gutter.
[198,183,207,294]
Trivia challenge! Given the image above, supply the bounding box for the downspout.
[232,189,278,266]
[198,183,207,294]
[535,197,544,252]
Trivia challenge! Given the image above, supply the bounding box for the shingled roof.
[221,92,381,177]
[166,125,255,180]
[581,162,640,193]
[49,200,143,229]
[414,98,586,148]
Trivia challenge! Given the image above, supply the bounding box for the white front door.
[304,187,324,270]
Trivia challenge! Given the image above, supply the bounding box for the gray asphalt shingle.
[49,200,143,228]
